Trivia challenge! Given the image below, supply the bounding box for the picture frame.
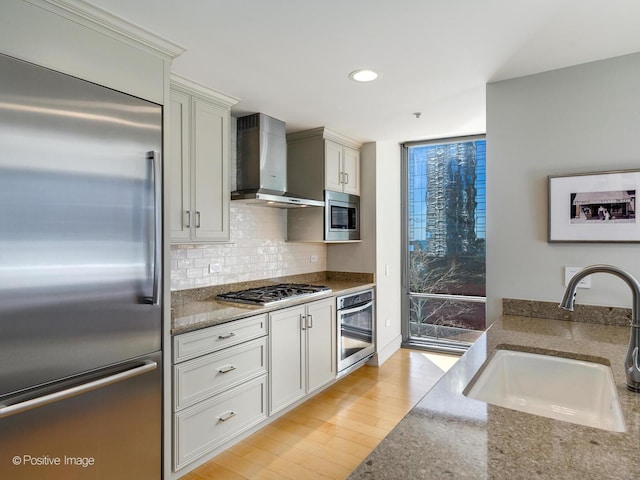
[548,169,639,243]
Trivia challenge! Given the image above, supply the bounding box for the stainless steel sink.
[463,349,626,432]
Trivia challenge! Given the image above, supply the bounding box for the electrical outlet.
[385,319,391,327]
[565,266,591,288]
[310,255,318,263]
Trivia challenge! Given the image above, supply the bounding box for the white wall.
[373,141,403,363]
[486,53,640,320]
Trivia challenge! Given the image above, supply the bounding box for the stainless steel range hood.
[232,113,324,208]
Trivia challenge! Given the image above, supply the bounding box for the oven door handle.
[339,301,374,317]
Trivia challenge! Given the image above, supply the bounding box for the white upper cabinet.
[324,139,344,193]
[287,127,362,200]
[169,90,191,242]
[169,75,239,243]
[325,139,360,196]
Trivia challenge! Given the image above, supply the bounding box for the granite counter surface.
[348,316,640,480]
[171,277,375,335]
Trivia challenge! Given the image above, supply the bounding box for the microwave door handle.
[339,301,374,317]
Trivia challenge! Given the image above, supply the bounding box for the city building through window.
[402,136,486,352]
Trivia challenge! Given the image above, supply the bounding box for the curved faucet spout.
[559,264,640,392]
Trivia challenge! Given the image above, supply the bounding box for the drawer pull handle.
[218,332,236,340]
[217,365,236,374]
[218,410,237,422]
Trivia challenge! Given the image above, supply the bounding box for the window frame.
[401,134,486,353]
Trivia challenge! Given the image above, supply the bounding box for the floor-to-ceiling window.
[402,136,486,353]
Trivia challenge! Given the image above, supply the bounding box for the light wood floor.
[180,348,458,480]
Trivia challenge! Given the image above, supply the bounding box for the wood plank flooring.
[179,348,458,480]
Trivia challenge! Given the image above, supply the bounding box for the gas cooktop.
[216,283,332,306]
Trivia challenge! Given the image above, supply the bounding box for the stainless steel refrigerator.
[0,53,163,479]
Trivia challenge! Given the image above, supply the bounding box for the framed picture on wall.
[548,169,639,242]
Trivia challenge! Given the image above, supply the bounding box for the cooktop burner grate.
[216,283,332,306]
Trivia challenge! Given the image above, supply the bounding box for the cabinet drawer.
[174,314,267,363]
[174,337,267,410]
[174,375,267,470]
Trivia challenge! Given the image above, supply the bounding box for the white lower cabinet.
[172,297,337,473]
[174,337,268,410]
[269,297,336,415]
[174,375,267,470]
[173,314,267,363]
[172,315,268,471]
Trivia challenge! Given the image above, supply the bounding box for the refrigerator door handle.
[0,361,157,419]
[149,150,162,306]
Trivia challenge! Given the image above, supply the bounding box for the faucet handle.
[626,330,640,392]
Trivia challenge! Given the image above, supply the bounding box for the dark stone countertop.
[171,273,375,335]
[347,315,640,480]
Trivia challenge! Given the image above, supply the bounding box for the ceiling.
[90,0,640,144]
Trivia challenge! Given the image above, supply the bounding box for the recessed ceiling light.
[349,69,378,82]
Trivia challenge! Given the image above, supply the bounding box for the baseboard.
[367,334,402,367]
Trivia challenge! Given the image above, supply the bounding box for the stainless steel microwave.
[325,190,360,241]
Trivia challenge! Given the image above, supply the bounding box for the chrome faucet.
[559,264,640,392]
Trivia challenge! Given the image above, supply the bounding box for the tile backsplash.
[170,205,327,291]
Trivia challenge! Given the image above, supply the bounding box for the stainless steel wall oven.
[337,289,375,375]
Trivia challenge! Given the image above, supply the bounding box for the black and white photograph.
[549,170,640,242]
[569,190,636,224]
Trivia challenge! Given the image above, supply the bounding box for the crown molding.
[171,73,240,108]
[26,0,186,60]
[287,126,362,149]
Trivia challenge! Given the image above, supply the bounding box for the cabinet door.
[306,298,336,393]
[269,305,306,414]
[169,91,192,242]
[192,98,230,241]
[342,146,360,196]
[174,376,267,471]
[174,314,268,363]
[324,139,344,192]
[174,337,268,410]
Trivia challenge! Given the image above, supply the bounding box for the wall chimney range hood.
[232,113,324,208]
